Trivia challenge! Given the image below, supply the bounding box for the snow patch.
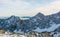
[33,24,60,32]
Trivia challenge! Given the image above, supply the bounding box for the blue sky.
[0,0,60,16]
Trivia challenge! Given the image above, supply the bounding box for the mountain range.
[0,12,60,34]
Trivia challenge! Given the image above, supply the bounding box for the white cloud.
[0,0,30,8]
[32,0,60,15]
[0,0,60,16]
[0,0,31,16]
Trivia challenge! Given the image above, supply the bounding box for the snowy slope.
[33,24,60,32]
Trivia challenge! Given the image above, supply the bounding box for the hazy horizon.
[0,0,60,16]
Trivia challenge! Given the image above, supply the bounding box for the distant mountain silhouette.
[21,16,30,18]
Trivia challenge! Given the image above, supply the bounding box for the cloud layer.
[0,0,60,16]
[32,0,60,15]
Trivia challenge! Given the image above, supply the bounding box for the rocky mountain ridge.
[0,12,60,34]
